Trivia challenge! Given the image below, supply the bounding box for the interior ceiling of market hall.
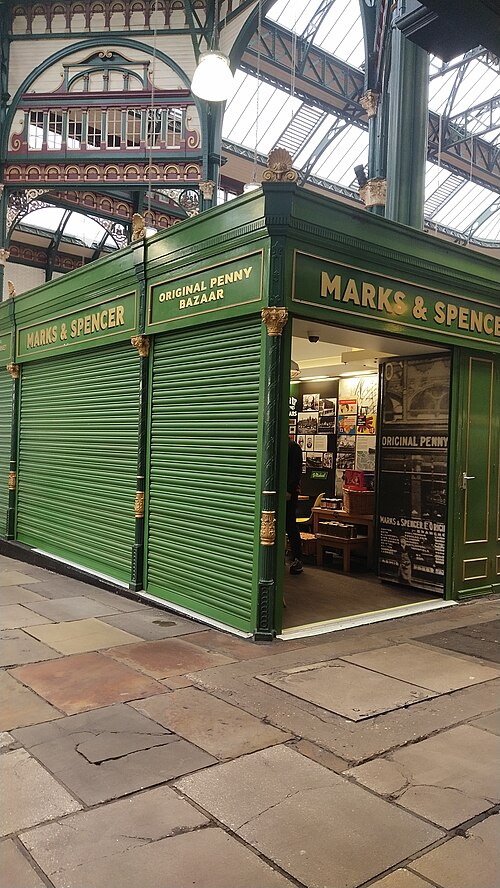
[6,0,500,278]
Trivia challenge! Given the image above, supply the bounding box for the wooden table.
[312,508,374,566]
[316,533,369,572]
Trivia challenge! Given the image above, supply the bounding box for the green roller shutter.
[0,371,12,538]
[17,343,140,583]
[146,318,262,632]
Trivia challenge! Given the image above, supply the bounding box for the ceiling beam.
[242,19,500,191]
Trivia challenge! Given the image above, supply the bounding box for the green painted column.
[385,27,429,228]
[130,238,148,592]
[6,364,19,539]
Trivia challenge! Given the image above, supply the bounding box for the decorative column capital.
[359,178,387,208]
[260,510,276,546]
[131,213,146,242]
[360,90,380,118]
[131,335,150,357]
[6,363,20,379]
[0,249,10,266]
[199,180,215,200]
[262,148,298,183]
[262,307,288,336]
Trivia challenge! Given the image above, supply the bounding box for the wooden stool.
[315,534,368,573]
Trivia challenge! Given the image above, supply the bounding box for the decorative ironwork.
[262,307,288,336]
[131,335,150,357]
[134,491,145,518]
[359,177,387,207]
[5,162,202,187]
[6,364,20,380]
[262,148,298,183]
[260,510,276,546]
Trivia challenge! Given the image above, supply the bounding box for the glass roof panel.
[62,212,108,248]
[21,207,66,234]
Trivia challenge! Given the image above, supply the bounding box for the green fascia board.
[12,240,144,363]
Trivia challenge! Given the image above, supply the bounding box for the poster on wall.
[338,415,357,436]
[303,393,320,411]
[318,413,336,433]
[357,414,377,435]
[339,398,357,415]
[297,412,318,434]
[377,354,451,594]
[356,436,376,471]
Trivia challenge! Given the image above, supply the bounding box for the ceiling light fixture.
[290,360,301,380]
[191,7,234,102]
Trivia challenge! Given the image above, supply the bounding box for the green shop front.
[1,184,499,639]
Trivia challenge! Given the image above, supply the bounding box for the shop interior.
[283,318,450,636]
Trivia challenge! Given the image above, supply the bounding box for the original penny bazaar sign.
[292,251,500,347]
[17,292,138,361]
[147,251,263,329]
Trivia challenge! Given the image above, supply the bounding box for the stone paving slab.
[105,636,236,678]
[470,710,500,735]
[186,628,284,660]
[20,595,129,622]
[130,687,292,759]
[0,629,61,667]
[100,609,207,640]
[1,748,81,835]
[22,825,295,888]
[13,704,216,805]
[177,745,443,888]
[0,671,61,730]
[0,570,42,587]
[346,724,500,828]
[0,731,16,749]
[370,870,436,887]
[257,659,437,720]
[0,839,48,888]
[0,604,52,629]
[416,618,500,664]
[19,785,208,874]
[343,643,500,692]
[11,651,167,714]
[23,617,143,654]
[0,587,47,605]
[410,814,500,888]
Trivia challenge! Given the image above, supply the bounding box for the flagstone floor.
[1,552,499,888]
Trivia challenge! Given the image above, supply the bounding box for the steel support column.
[385,27,429,228]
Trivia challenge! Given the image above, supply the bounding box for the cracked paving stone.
[346,723,500,828]
[0,629,60,667]
[12,704,216,805]
[103,636,236,678]
[0,604,53,630]
[1,748,81,835]
[130,686,291,759]
[0,839,48,888]
[20,824,295,888]
[176,745,443,888]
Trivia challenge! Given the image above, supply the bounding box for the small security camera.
[308,331,320,343]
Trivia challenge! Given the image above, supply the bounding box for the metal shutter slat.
[17,343,140,583]
[0,373,12,537]
[146,318,261,632]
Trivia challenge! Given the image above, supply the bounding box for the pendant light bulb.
[191,51,234,102]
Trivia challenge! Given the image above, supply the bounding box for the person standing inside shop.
[287,438,303,575]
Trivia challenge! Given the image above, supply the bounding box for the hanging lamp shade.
[290,360,301,380]
[191,51,234,102]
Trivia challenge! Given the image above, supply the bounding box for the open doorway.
[283,318,451,636]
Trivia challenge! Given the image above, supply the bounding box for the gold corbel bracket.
[7,280,16,298]
[134,491,145,518]
[199,180,215,200]
[131,335,150,357]
[260,510,276,546]
[6,363,20,379]
[8,471,17,491]
[262,307,288,336]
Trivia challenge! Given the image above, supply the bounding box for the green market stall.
[1,183,499,638]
